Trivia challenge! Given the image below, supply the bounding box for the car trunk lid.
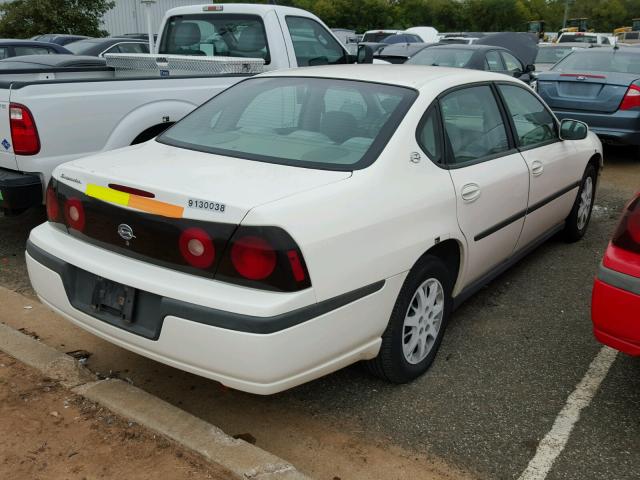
[537,71,640,113]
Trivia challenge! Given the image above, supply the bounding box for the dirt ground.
[0,351,231,480]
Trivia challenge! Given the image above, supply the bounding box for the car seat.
[230,25,266,58]
[320,111,358,143]
[170,23,205,55]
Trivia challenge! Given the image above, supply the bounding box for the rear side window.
[416,107,442,163]
[285,16,347,66]
[485,51,503,71]
[159,14,270,63]
[498,84,557,148]
[0,47,8,60]
[439,85,509,165]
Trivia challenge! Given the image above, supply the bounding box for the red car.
[592,191,640,355]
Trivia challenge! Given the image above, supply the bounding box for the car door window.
[285,16,347,66]
[14,46,50,56]
[485,51,504,71]
[416,106,442,163]
[439,85,509,165]
[501,52,522,73]
[0,47,8,60]
[115,43,149,54]
[498,84,558,148]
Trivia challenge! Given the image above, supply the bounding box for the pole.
[141,0,156,53]
[562,0,569,29]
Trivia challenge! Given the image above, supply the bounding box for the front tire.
[564,164,596,243]
[365,255,453,383]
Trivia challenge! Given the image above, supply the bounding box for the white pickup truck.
[0,3,355,214]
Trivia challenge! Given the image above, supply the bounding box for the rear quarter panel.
[0,89,16,170]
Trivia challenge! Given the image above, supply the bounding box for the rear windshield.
[535,47,574,64]
[66,40,103,54]
[552,50,640,74]
[407,48,473,67]
[362,32,392,43]
[158,14,270,63]
[559,34,597,44]
[158,77,417,171]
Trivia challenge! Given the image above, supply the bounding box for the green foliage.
[219,0,640,34]
[0,0,115,38]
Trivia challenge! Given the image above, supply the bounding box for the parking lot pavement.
[0,146,637,480]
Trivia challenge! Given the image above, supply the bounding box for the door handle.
[531,160,544,176]
[461,183,481,203]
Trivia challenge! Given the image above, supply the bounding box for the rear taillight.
[612,194,640,253]
[179,227,215,269]
[217,226,311,292]
[9,103,40,155]
[619,83,640,111]
[231,236,277,280]
[64,197,86,232]
[45,182,59,222]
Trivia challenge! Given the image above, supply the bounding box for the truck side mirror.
[357,45,374,64]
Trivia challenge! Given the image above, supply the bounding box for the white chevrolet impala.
[27,66,602,394]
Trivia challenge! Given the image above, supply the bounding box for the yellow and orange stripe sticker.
[85,184,184,219]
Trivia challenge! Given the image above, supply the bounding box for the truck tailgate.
[0,93,17,170]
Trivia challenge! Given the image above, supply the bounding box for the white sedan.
[27,65,602,394]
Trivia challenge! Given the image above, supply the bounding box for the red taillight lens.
[45,183,59,222]
[612,195,640,253]
[179,227,215,269]
[231,236,277,280]
[9,103,40,155]
[64,198,85,232]
[619,83,640,111]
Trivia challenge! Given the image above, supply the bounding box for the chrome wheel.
[402,278,444,365]
[577,176,593,231]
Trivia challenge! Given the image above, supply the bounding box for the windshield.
[158,77,417,171]
[552,51,640,74]
[559,34,597,44]
[158,14,270,62]
[535,47,574,64]
[407,48,473,67]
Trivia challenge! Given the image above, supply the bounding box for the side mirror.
[357,45,374,64]
[560,119,588,141]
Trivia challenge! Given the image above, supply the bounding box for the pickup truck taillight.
[619,82,640,111]
[9,103,40,155]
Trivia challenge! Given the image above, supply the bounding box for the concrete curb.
[0,320,310,480]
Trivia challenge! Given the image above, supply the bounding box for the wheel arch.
[412,238,464,295]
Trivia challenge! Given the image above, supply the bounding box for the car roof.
[166,3,314,17]
[259,64,520,90]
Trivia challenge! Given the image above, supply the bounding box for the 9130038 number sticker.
[187,199,226,213]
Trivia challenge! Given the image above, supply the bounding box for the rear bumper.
[553,109,640,146]
[26,223,402,394]
[592,265,640,356]
[0,168,42,211]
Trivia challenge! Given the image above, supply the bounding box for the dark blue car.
[0,39,71,59]
[536,47,640,147]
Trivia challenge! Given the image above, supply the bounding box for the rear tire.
[365,255,453,383]
[563,164,596,243]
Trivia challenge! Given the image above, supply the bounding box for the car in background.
[66,38,150,57]
[592,191,640,355]
[406,44,535,84]
[31,34,89,46]
[558,32,612,45]
[374,43,436,64]
[0,40,70,60]
[28,65,601,394]
[439,36,480,45]
[534,44,587,72]
[536,48,640,147]
[616,31,640,45]
[360,33,424,57]
[361,29,404,43]
[117,33,158,42]
[0,54,105,70]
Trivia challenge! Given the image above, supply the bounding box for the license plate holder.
[91,278,136,322]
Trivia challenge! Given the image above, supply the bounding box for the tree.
[0,0,115,38]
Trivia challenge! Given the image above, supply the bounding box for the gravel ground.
[0,145,637,480]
